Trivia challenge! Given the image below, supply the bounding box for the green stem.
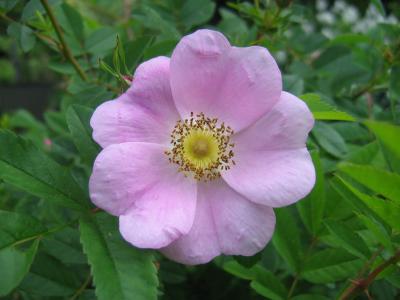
[40,0,88,81]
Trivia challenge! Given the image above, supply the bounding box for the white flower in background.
[316,0,328,11]
[317,12,335,25]
[342,6,359,24]
[333,0,347,13]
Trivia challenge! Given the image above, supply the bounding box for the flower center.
[165,112,235,181]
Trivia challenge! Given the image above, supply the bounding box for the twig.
[339,249,400,300]
[40,0,88,81]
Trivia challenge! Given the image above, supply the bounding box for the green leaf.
[0,0,18,12]
[0,130,87,210]
[0,210,46,250]
[339,163,400,204]
[19,252,80,297]
[0,240,39,297]
[297,150,325,236]
[302,248,363,284]
[79,213,158,300]
[335,176,400,231]
[251,269,287,300]
[312,122,348,158]
[85,27,118,57]
[300,94,355,121]
[223,260,287,300]
[364,121,400,173]
[324,219,370,259]
[283,74,304,95]
[272,208,303,272]
[180,0,215,29]
[61,2,84,42]
[356,213,393,253]
[66,105,100,165]
[125,36,154,71]
[7,23,36,52]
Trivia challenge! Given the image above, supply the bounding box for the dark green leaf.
[0,240,39,297]
[324,219,370,259]
[61,2,84,41]
[312,122,347,158]
[0,130,87,210]
[272,208,303,272]
[66,105,100,165]
[180,0,215,29]
[297,150,325,236]
[79,213,158,300]
[302,248,363,284]
[0,210,46,250]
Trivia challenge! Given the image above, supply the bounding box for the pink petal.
[89,142,196,248]
[161,180,275,265]
[170,29,282,132]
[222,91,315,207]
[223,148,315,208]
[90,56,180,148]
[232,91,314,151]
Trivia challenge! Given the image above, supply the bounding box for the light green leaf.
[297,150,325,236]
[312,122,348,158]
[300,93,355,121]
[364,121,400,173]
[0,240,39,297]
[0,130,87,210]
[335,176,400,231]
[272,208,303,272]
[339,163,400,204]
[302,248,363,284]
[66,105,100,165]
[79,213,158,300]
[0,210,46,250]
[324,219,370,259]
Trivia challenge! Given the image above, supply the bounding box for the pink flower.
[89,30,315,265]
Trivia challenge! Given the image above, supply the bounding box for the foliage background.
[0,0,400,299]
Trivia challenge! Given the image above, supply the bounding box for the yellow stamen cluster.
[165,112,235,181]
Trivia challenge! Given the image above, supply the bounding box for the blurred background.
[0,0,399,118]
[1,1,400,299]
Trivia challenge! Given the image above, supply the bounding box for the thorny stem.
[40,0,88,81]
[339,249,400,300]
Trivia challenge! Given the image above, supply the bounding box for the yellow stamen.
[165,112,235,181]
